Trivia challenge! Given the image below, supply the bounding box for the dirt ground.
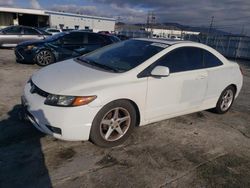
[0,49,250,188]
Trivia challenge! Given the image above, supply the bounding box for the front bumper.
[22,83,101,141]
[15,47,35,64]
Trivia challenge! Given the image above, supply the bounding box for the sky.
[0,0,250,35]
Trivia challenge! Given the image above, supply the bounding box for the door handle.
[196,75,207,80]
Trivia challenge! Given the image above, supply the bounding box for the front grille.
[15,48,24,60]
[30,80,49,98]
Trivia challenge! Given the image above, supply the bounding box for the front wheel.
[213,85,236,114]
[35,50,55,66]
[90,100,137,147]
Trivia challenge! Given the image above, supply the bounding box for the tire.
[35,50,55,66]
[90,100,137,147]
[213,85,236,114]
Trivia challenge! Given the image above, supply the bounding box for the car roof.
[134,38,195,46]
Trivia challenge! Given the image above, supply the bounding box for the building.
[0,7,115,32]
[149,28,200,39]
[115,23,200,39]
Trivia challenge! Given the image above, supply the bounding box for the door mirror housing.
[151,66,170,77]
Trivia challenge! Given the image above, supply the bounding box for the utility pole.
[145,11,155,37]
[146,12,150,32]
[208,16,214,34]
[151,12,156,35]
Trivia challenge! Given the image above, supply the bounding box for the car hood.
[31,59,123,96]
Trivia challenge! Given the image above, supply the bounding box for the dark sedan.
[0,25,51,48]
[15,31,120,66]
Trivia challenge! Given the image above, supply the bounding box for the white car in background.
[21,39,243,147]
[44,28,61,35]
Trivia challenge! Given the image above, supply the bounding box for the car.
[62,28,75,32]
[15,31,120,66]
[170,35,182,40]
[21,38,243,147]
[44,28,61,35]
[0,25,51,48]
[116,34,130,41]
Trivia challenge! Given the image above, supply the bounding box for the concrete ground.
[0,49,250,188]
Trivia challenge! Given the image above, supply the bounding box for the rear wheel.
[213,85,236,114]
[90,100,136,147]
[36,50,55,66]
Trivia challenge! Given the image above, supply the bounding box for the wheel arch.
[229,84,237,94]
[102,98,141,127]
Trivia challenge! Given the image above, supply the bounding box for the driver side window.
[155,47,204,73]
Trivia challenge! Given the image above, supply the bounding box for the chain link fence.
[185,34,250,60]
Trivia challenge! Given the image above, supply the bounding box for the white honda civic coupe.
[22,38,243,147]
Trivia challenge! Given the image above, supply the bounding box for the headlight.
[44,94,97,107]
[25,45,36,51]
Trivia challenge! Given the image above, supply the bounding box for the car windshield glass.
[78,39,167,72]
[37,29,50,35]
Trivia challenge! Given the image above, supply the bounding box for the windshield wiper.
[77,58,122,73]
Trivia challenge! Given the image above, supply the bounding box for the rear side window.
[156,47,203,73]
[3,26,22,34]
[88,33,105,44]
[109,36,120,43]
[62,33,85,45]
[203,50,223,68]
[23,28,40,35]
[48,29,60,32]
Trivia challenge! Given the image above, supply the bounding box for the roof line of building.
[0,6,115,21]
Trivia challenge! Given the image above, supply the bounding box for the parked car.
[15,31,120,66]
[21,39,243,147]
[62,28,75,32]
[44,28,61,35]
[116,34,130,41]
[170,35,182,40]
[0,25,51,48]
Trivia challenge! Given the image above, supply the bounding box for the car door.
[59,32,85,60]
[0,26,22,47]
[22,27,44,42]
[145,47,208,121]
[202,49,225,103]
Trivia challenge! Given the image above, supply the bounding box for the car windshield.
[37,28,50,35]
[78,39,168,72]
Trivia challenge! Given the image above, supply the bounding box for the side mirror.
[151,66,170,77]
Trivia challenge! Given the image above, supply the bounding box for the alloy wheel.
[100,107,131,142]
[220,89,234,111]
[36,50,54,66]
